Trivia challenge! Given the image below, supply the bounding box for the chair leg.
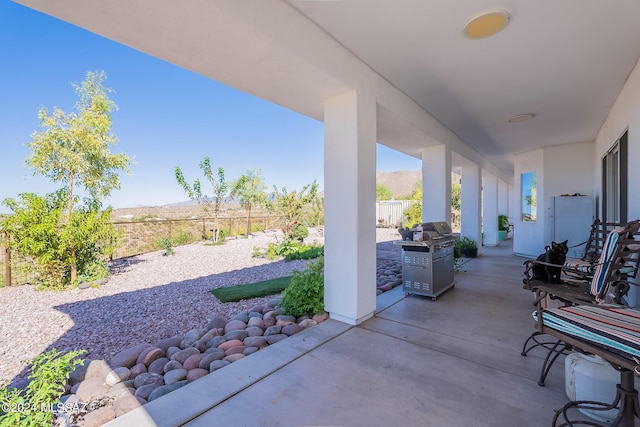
[522,331,544,356]
[521,331,561,356]
[537,339,572,387]
[521,332,571,386]
[552,368,640,427]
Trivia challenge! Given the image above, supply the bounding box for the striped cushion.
[542,305,640,360]
[590,227,622,301]
[564,258,593,273]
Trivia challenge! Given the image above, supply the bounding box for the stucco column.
[498,180,509,217]
[421,145,451,223]
[483,171,499,246]
[461,164,481,245]
[323,89,377,325]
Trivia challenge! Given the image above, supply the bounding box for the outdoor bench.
[536,304,640,426]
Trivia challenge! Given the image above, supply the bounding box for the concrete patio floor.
[107,240,585,427]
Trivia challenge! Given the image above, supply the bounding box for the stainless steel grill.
[396,221,457,300]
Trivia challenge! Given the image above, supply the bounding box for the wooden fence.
[1,215,284,287]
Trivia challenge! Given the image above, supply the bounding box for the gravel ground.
[0,227,401,386]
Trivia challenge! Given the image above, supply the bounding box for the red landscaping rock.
[224,320,247,333]
[186,368,209,381]
[138,347,166,366]
[218,339,243,351]
[183,353,204,370]
[224,345,246,356]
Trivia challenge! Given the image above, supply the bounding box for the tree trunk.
[246,204,252,237]
[67,174,77,284]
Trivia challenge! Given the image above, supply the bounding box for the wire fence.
[1,215,284,287]
[110,215,284,259]
[0,240,39,287]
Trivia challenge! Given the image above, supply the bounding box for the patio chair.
[562,219,622,278]
[535,304,640,426]
[521,219,640,386]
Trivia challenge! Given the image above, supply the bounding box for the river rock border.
[376,259,402,294]
[54,257,403,426]
[58,300,329,427]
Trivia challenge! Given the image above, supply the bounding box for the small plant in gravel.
[266,238,299,260]
[0,348,86,427]
[171,231,193,246]
[251,246,266,258]
[279,257,324,316]
[159,236,174,256]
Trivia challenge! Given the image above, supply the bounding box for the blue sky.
[0,1,420,211]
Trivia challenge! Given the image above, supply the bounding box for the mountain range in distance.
[376,169,421,199]
[123,170,421,210]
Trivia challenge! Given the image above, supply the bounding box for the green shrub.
[0,348,85,427]
[279,257,324,316]
[290,223,309,241]
[265,243,277,259]
[284,245,324,261]
[266,239,300,260]
[498,214,510,231]
[1,192,119,289]
[159,236,174,256]
[76,259,108,284]
[455,236,477,250]
[252,246,266,258]
[171,231,193,246]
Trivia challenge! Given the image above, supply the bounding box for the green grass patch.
[284,245,324,261]
[210,276,292,302]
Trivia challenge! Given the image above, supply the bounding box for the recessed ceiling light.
[464,9,510,39]
[508,113,537,123]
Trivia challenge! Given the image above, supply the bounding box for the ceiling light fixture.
[464,9,510,39]
[508,113,537,123]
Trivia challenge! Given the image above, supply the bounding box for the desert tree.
[376,183,393,201]
[230,169,267,237]
[269,181,318,238]
[307,195,325,228]
[19,70,131,284]
[403,183,422,227]
[175,156,229,240]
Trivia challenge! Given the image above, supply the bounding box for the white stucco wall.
[594,57,640,220]
[514,141,596,257]
[543,142,595,200]
[593,57,640,305]
[482,171,499,246]
[542,141,596,242]
[513,149,545,258]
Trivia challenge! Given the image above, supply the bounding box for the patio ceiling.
[15,0,640,178]
[288,0,640,175]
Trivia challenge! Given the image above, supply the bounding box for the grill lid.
[399,221,456,245]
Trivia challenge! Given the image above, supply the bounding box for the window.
[521,171,537,222]
[602,131,628,224]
